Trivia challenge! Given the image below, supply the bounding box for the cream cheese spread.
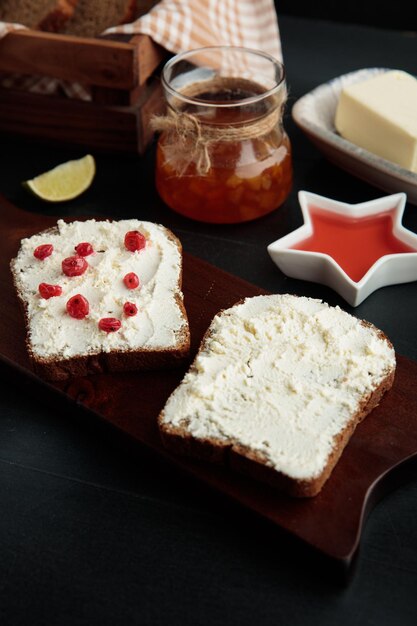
[12,219,187,359]
[335,70,417,173]
[161,294,396,480]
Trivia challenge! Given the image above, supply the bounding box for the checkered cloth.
[106,0,282,59]
[0,0,282,100]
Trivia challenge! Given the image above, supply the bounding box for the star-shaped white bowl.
[267,191,417,306]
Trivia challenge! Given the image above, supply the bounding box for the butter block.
[335,70,417,173]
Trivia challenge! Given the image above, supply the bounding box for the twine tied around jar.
[150,78,287,176]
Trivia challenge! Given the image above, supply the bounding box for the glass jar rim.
[161,45,286,109]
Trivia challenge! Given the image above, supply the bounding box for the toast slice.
[158,294,396,497]
[11,218,190,380]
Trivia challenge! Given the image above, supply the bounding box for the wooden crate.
[0,29,168,153]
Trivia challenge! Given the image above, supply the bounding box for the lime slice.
[24,155,96,202]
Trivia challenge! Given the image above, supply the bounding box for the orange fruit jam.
[155,83,293,224]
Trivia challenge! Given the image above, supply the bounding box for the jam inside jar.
[154,47,292,224]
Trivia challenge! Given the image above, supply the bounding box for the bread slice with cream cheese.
[11,218,190,380]
[158,294,396,497]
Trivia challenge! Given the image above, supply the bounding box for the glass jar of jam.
[154,46,292,224]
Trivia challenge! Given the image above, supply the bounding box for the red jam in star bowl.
[292,207,416,282]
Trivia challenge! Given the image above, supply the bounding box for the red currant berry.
[62,255,88,277]
[123,302,138,317]
[34,244,53,260]
[38,283,63,299]
[66,294,89,319]
[98,318,121,333]
[123,272,140,289]
[75,242,93,257]
[124,230,146,252]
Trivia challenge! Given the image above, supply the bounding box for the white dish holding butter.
[292,68,417,204]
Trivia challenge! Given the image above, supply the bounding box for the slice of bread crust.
[158,295,396,497]
[38,0,79,32]
[0,0,78,32]
[63,0,137,38]
[11,219,190,381]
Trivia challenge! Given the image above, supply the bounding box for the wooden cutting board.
[2,195,417,573]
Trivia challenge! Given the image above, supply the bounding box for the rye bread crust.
[0,0,79,32]
[63,0,137,37]
[158,309,396,498]
[38,0,79,32]
[11,221,190,381]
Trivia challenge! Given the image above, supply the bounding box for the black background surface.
[277,0,417,32]
[1,14,417,626]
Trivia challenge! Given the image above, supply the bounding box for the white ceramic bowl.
[267,191,417,307]
[292,68,417,205]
